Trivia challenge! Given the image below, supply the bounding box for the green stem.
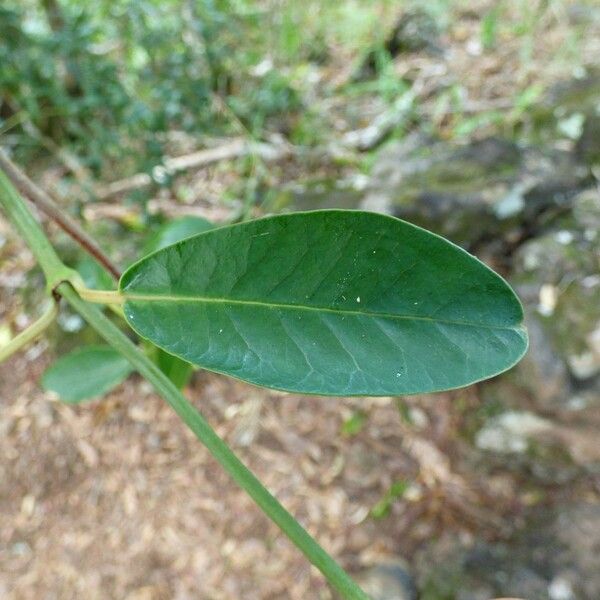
[0,169,77,289]
[0,170,369,599]
[0,149,121,280]
[75,287,123,304]
[0,300,58,363]
[59,283,369,600]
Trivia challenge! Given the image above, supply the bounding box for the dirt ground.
[0,242,535,600]
[4,295,594,600]
[0,341,493,599]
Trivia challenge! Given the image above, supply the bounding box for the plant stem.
[0,168,76,288]
[0,149,121,280]
[59,282,369,600]
[0,174,369,599]
[75,287,124,304]
[0,300,58,363]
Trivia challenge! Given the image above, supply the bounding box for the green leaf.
[144,216,215,255]
[76,256,115,290]
[41,345,133,403]
[341,410,367,436]
[481,8,500,50]
[149,345,194,389]
[142,216,214,387]
[371,480,410,519]
[120,210,528,396]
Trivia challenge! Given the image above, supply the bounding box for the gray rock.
[512,188,600,393]
[385,8,442,56]
[357,560,417,600]
[417,503,600,600]
[358,74,597,256]
[355,9,442,80]
[576,112,600,167]
[514,314,571,403]
[534,68,600,177]
[475,411,553,454]
[362,136,589,250]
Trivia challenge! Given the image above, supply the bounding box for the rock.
[475,404,600,471]
[567,351,599,380]
[512,188,600,392]
[549,577,577,600]
[355,9,442,79]
[362,136,589,250]
[475,411,553,454]
[417,503,600,600]
[384,9,442,56]
[357,560,417,600]
[544,68,600,119]
[533,68,600,185]
[512,314,570,403]
[575,111,600,167]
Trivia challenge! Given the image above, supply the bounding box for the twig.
[0,148,121,280]
[0,299,58,363]
[1,153,370,600]
[60,282,370,600]
[95,138,290,201]
[419,97,516,116]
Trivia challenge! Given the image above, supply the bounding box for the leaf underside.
[120,210,527,396]
[143,215,214,389]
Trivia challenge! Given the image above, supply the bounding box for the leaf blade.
[142,215,214,388]
[41,345,133,403]
[120,210,527,396]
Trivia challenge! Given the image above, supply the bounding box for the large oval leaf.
[120,210,527,396]
[142,216,214,389]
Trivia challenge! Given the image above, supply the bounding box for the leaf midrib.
[122,291,523,332]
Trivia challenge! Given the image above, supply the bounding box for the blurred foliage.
[370,480,410,519]
[0,0,593,184]
[341,410,368,437]
[0,0,301,174]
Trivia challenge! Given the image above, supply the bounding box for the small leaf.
[151,345,194,389]
[371,480,410,519]
[76,256,114,290]
[481,8,499,50]
[120,210,527,396]
[341,411,367,436]
[144,216,215,254]
[42,345,133,403]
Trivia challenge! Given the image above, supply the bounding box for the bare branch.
[95,138,290,201]
[0,148,121,280]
